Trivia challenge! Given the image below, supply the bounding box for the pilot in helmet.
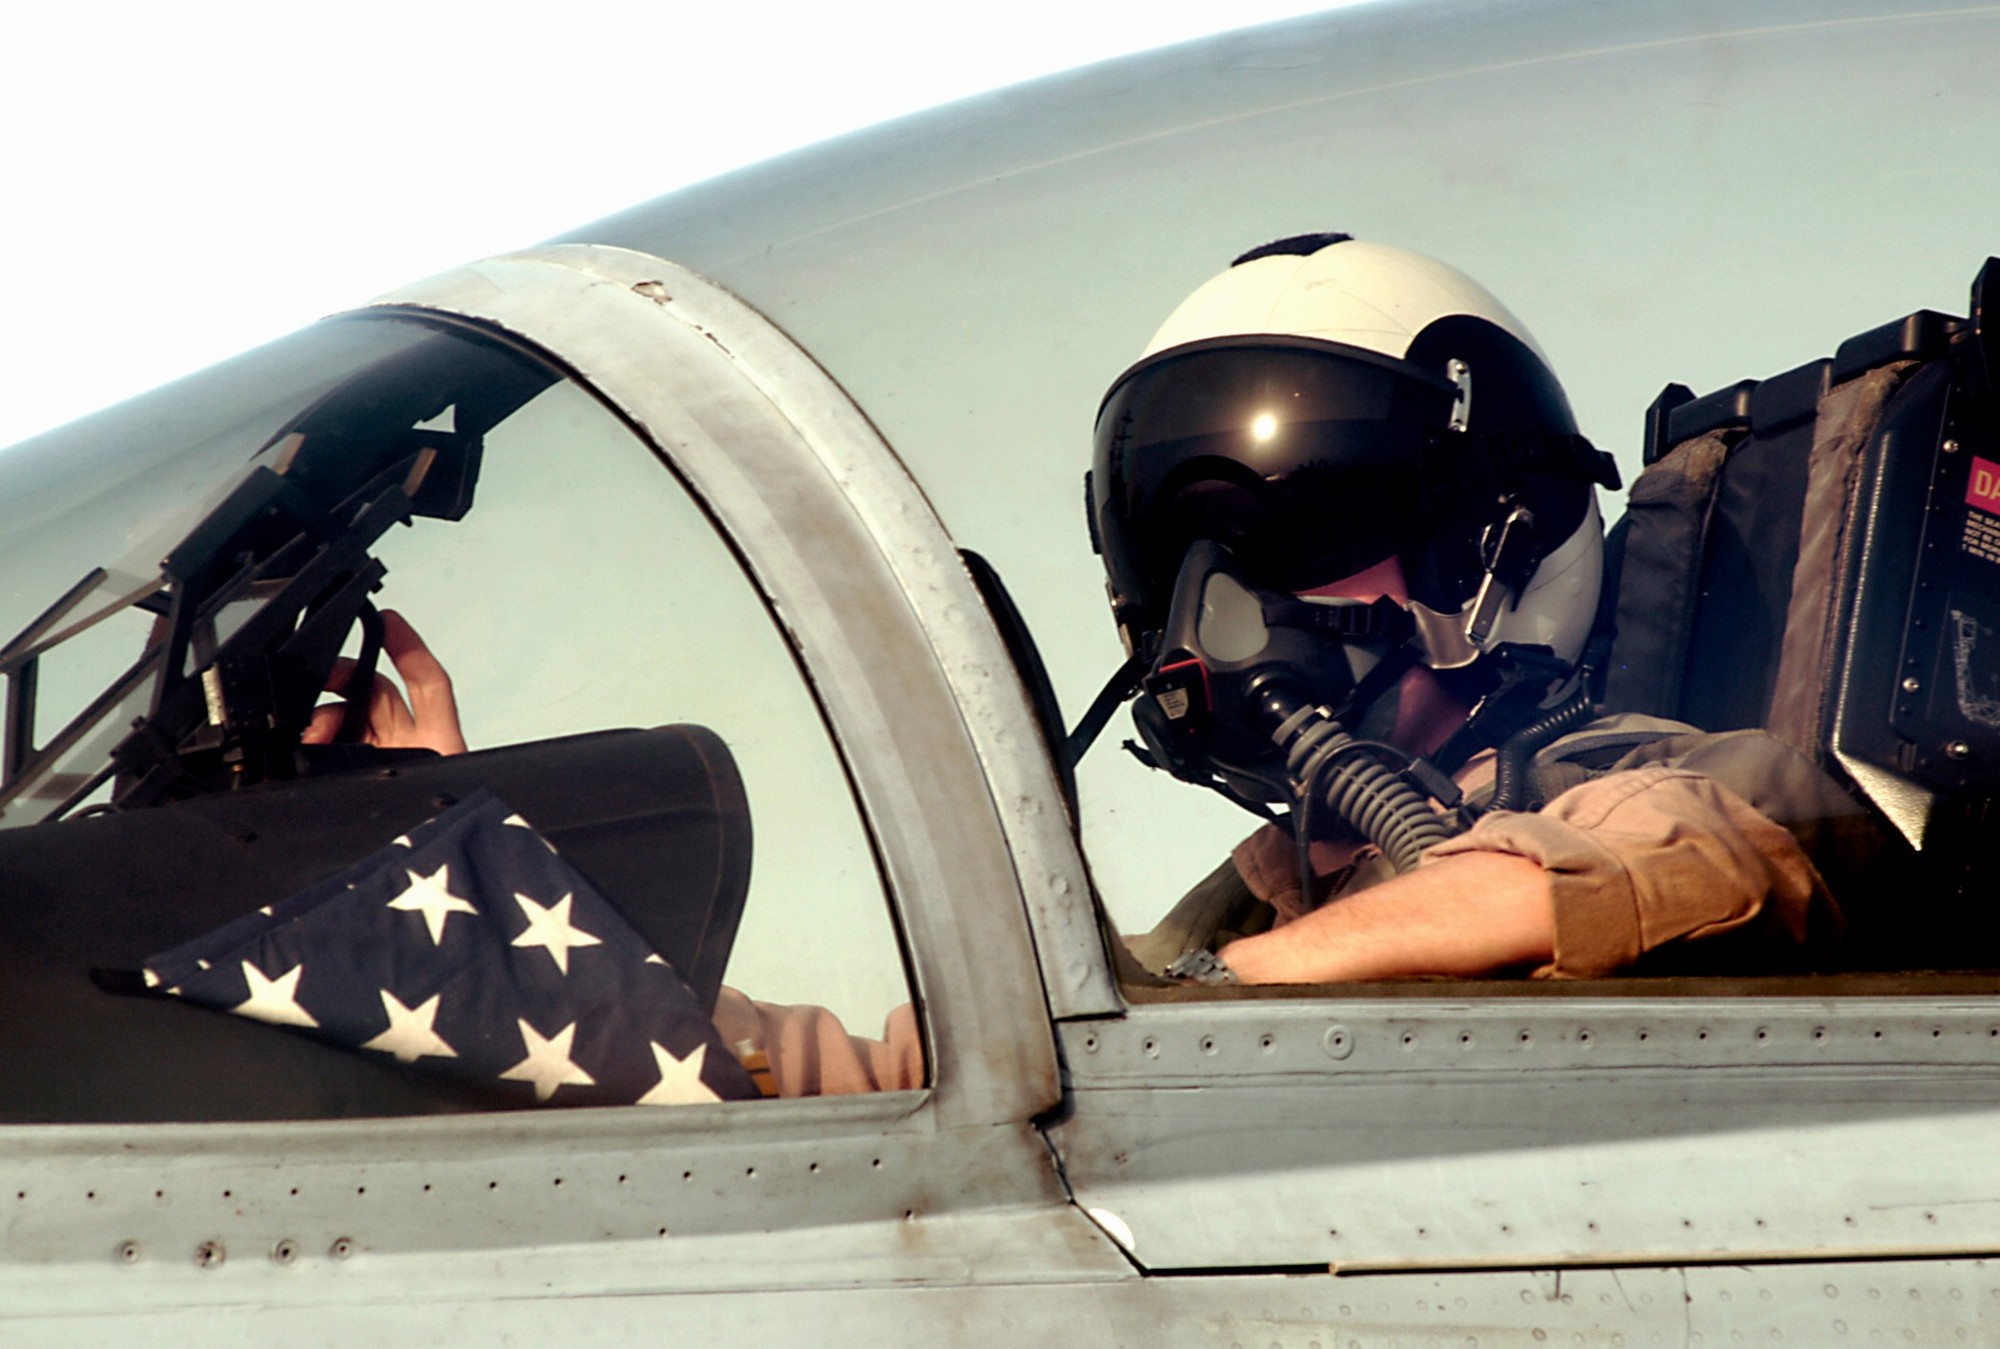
[1088,234,1877,985]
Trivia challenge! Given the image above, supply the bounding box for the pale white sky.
[0,2,1353,451]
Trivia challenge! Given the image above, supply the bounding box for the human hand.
[301,609,468,756]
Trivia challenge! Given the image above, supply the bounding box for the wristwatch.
[1164,948,1240,986]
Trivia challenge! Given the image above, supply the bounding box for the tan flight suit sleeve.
[1231,826,1390,927]
[1424,763,1841,978]
[710,988,924,1098]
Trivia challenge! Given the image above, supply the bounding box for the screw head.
[1945,741,1972,761]
[1903,677,1923,693]
[193,1240,225,1270]
[114,1240,140,1265]
[1944,438,1962,455]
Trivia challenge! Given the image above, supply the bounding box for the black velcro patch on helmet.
[1231,233,1353,267]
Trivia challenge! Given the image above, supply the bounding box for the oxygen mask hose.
[1264,687,1461,877]
[1487,684,1593,812]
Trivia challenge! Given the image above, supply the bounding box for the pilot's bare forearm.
[1217,851,1554,984]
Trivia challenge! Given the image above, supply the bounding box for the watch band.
[1164,948,1241,986]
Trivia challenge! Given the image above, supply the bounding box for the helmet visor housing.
[1091,337,1455,639]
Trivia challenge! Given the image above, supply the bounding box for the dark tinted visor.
[1092,339,1454,619]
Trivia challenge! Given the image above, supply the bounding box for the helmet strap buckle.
[1467,502,1541,646]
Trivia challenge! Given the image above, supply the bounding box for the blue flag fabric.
[144,790,758,1107]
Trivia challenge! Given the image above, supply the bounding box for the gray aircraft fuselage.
[5,2,2000,1343]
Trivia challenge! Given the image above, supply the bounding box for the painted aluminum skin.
[7,0,2000,1343]
[2,243,1125,1340]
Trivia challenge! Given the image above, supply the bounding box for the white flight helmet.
[1090,233,1618,687]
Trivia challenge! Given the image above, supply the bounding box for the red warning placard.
[1969,456,2000,515]
[1964,456,2000,565]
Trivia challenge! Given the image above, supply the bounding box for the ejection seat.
[1598,256,2000,971]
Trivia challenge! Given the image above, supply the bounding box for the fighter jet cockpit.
[0,312,915,1122]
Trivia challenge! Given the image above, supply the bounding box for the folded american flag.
[144,789,757,1106]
